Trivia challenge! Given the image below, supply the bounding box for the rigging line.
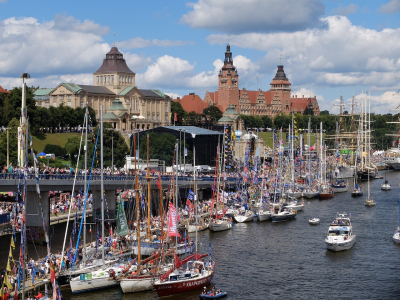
[71,127,100,271]
[61,115,86,263]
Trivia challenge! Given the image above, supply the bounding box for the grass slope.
[32,133,81,152]
[258,132,325,148]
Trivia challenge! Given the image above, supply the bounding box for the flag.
[32,264,36,284]
[190,241,194,254]
[50,262,55,283]
[4,272,12,290]
[174,112,177,122]
[53,278,57,300]
[167,202,180,237]
[184,231,187,254]
[186,199,194,212]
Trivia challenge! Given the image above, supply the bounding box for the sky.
[1,0,400,114]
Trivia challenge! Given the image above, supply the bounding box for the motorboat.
[332,180,349,193]
[393,228,400,244]
[234,209,255,223]
[271,204,296,223]
[309,218,320,225]
[364,198,376,207]
[286,199,304,212]
[186,217,209,233]
[209,217,232,232]
[325,213,356,252]
[381,180,391,191]
[384,148,400,170]
[256,208,271,222]
[200,291,228,299]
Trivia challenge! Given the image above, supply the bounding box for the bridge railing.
[0,173,240,182]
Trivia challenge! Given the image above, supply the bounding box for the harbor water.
[7,170,400,299]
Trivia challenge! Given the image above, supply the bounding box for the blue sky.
[1,0,400,114]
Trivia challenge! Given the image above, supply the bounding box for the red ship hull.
[154,272,214,297]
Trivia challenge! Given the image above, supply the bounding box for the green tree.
[43,144,67,157]
[261,115,273,129]
[303,106,314,115]
[320,110,329,115]
[273,113,291,129]
[203,105,223,125]
[138,132,184,166]
[0,118,20,166]
[65,135,81,165]
[185,111,200,126]
[171,101,186,125]
[3,86,37,126]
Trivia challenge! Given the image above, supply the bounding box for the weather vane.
[277,54,285,65]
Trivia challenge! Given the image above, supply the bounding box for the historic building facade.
[179,44,320,118]
[34,47,171,131]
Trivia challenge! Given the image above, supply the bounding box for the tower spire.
[113,32,116,47]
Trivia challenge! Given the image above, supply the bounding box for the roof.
[62,83,83,93]
[94,47,135,74]
[218,116,233,122]
[138,89,165,98]
[119,86,135,96]
[290,97,310,112]
[239,89,260,105]
[272,65,289,81]
[263,91,274,105]
[151,89,169,98]
[102,112,118,120]
[177,94,206,114]
[34,88,53,96]
[0,86,10,94]
[107,98,127,111]
[162,126,223,138]
[224,104,239,115]
[78,85,115,95]
[205,91,218,105]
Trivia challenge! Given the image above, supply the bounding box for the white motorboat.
[381,180,391,191]
[209,217,232,232]
[286,190,302,199]
[224,206,239,218]
[256,208,271,222]
[309,218,320,225]
[286,199,304,212]
[393,228,400,244]
[364,198,376,207]
[234,210,255,223]
[325,213,356,252]
[271,204,296,223]
[384,148,400,170]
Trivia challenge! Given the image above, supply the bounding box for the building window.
[45,102,49,108]
[67,95,71,99]
[53,102,57,107]
[111,75,114,83]
[68,101,72,107]
[53,95,57,100]
[108,75,110,83]
[100,76,103,82]
[97,76,99,83]
[60,95,64,100]
[80,102,84,108]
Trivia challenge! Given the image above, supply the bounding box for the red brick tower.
[218,44,239,112]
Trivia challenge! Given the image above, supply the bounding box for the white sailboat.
[70,106,127,293]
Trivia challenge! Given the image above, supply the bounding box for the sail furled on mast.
[117,194,129,237]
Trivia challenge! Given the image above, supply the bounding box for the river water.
[11,170,400,299]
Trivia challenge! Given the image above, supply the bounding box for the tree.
[0,118,20,166]
[171,101,186,125]
[273,113,291,129]
[185,111,200,126]
[320,110,329,115]
[261,115,272,129]
[43,144,67,157]
[203,105,223,125]
[3,86,37,127]
[303,106,314,115]
[65,135,81,165]
[138,132,184,166]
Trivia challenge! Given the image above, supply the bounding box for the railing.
[0,173,240,182]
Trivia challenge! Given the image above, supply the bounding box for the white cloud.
[0,16,110,76]
[164,92,182,99]
[206,16,400,92]
[332,4,359,16]
[181,0,326,33]
[118,37,194,49]
[0,0,7,3]
[379,0,400,14]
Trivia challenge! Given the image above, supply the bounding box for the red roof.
[205,91,218,105]
[290,97,310,112]
[0,86,9,94]
[177,94,207,114]
[263,91,274,105]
